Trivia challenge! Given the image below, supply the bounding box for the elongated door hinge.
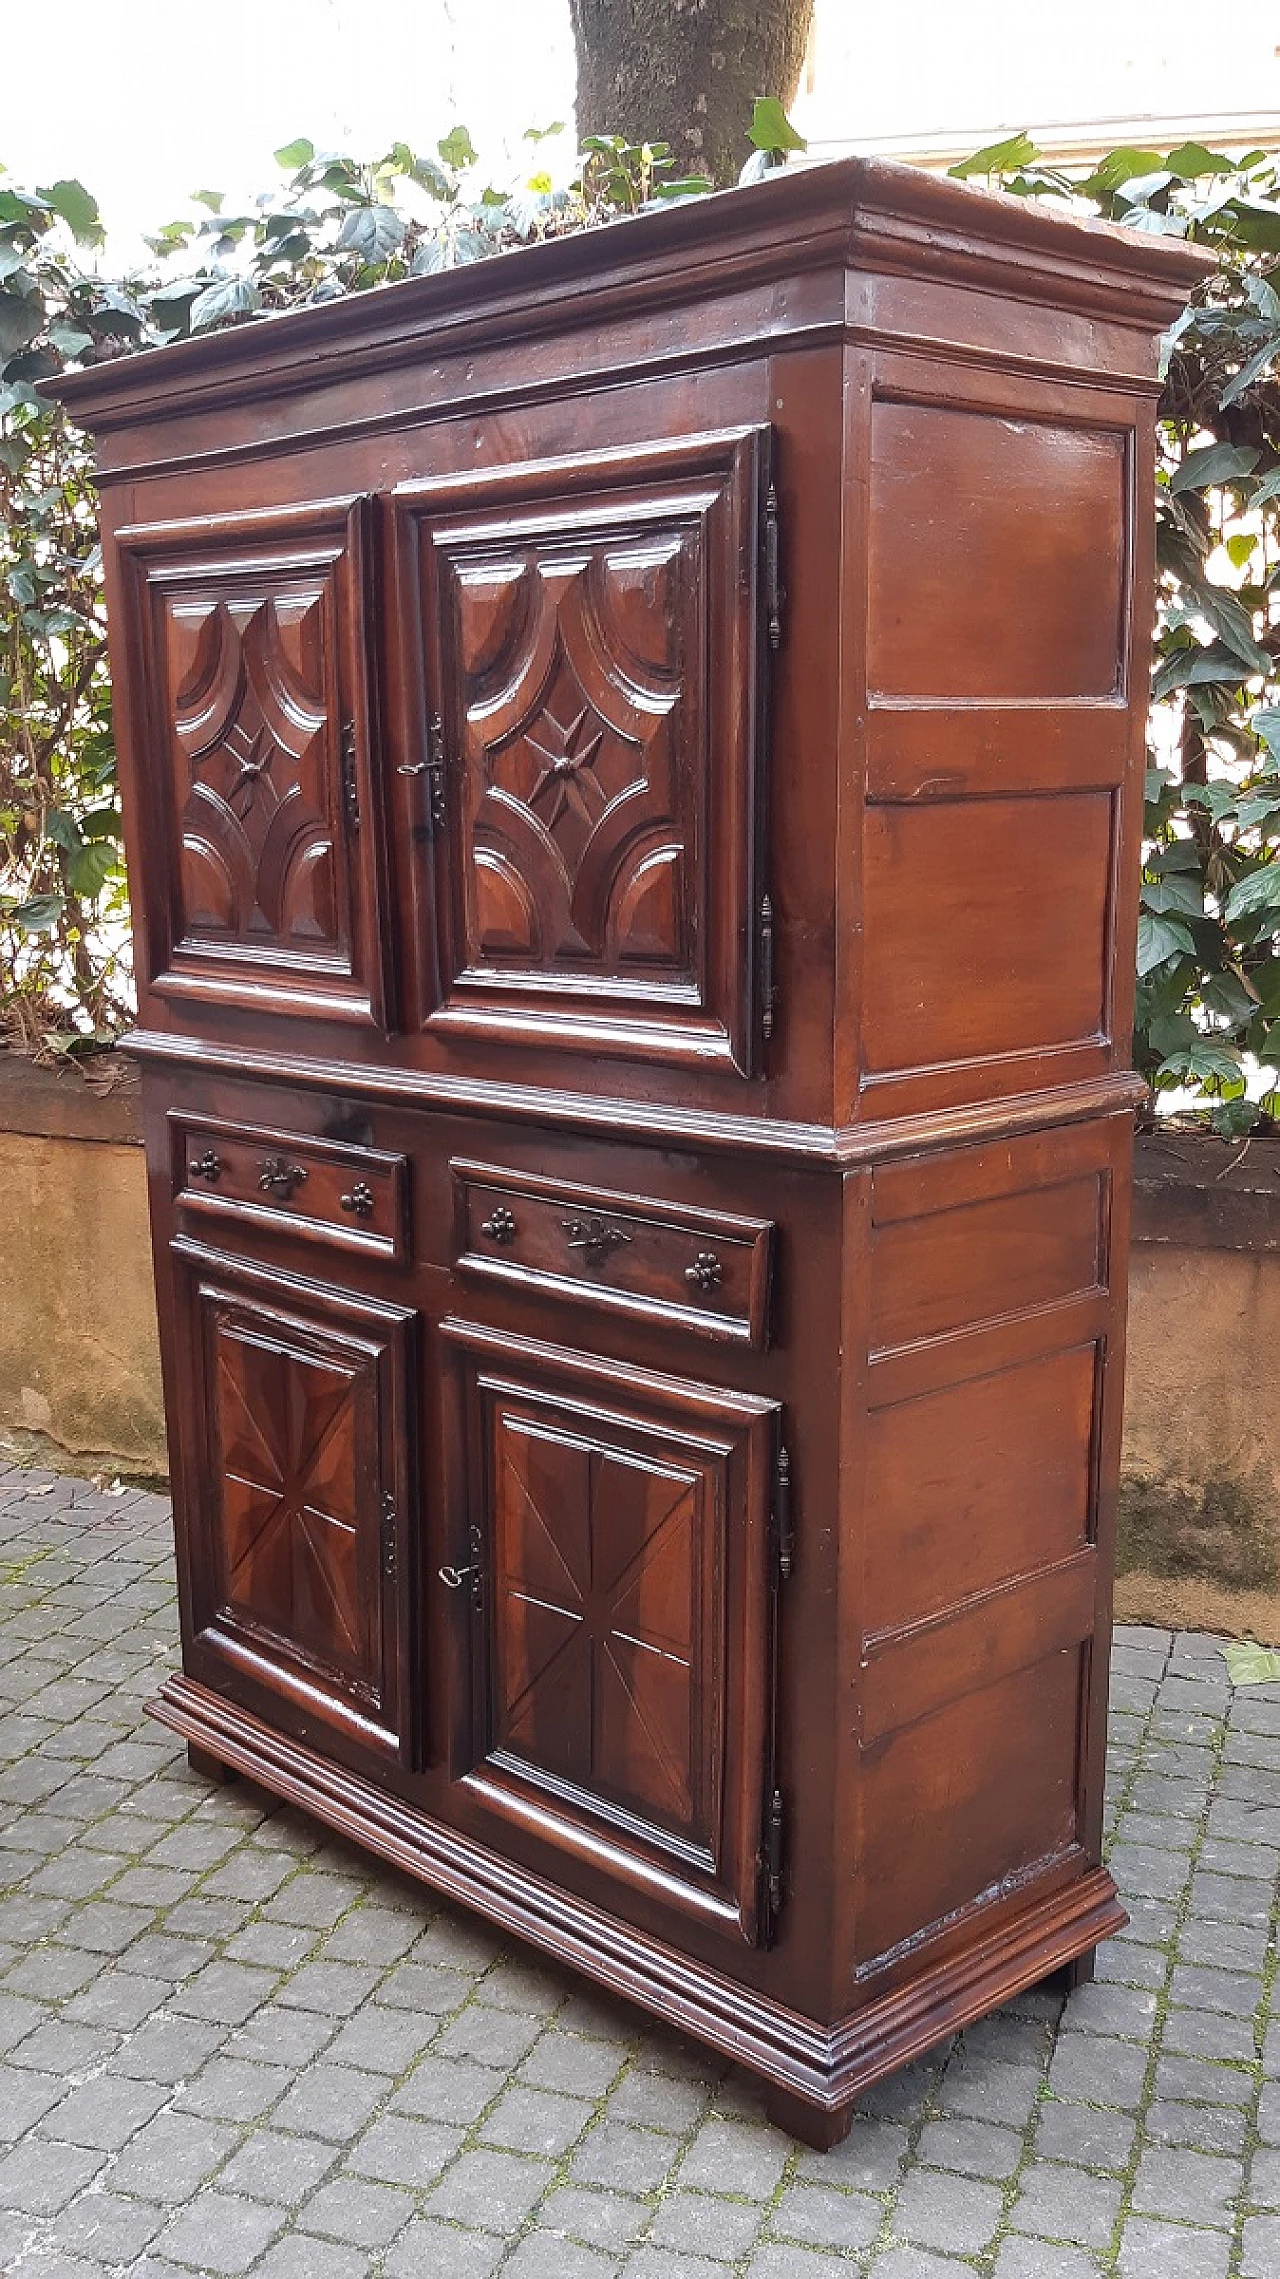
[426,713,448,831]
[774,1444,794,1582]
[764,481,784,651]
[381,1490,396,1582]
[340,721,361,833]
[764,1785,785,1924]
[759,893,777,1043]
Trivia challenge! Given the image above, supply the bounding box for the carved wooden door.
[392,428,771,1073]
[118,499,391,1023]
[172,1245,413,1760]
[440,1320,779,1943]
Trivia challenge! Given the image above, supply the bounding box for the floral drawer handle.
[187,1149,222,1185]
[258,1155,308,1198]
[481,1206,517,1245]
[684,1251,724,1293]
[562,1214,632,1268]
[340,1182,374,1219]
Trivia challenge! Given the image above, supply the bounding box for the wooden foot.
[763,2085,854,2149]
[188,1741,237,1785]
[1042,1945,1096,1995]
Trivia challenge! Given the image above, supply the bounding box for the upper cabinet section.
[117,498,391,1026]
[392,429,770,1073]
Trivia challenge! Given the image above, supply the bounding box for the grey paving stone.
[156,2192,282,2273]
[425,2145,554,2228]
[1155,2052,1253,2107]
[1034,2099,1137,2169]
[217,2131,340,2207]
[1168,1962,1261,2016]
[47,2188,167,2262]
[383,2220,505,2279]
[0,2138,106,2213]
[168,1958,279,2025]
[0,2061,66,2135]
[433,2002,544,2067]
[113,2013,227,2083]
[254,2238,369,2279]
[891,2167,1004,2255]
[915,2114,1022,2179]
[39,2071,170,2150]
[505,2236,621,2278]
[1048,2033,1149,2109]
[572,2119,681,2195]
[346,2113,464,2189]
[172,2054,293,2122]
[391,2051,503,2125]
[110,2109,239,2203]
[479,2082,593,2154]
[373,1960,476,2016]
[797,2118,908,2192]
[297,2174,415,2247]
[1243,2214,1280,2278]
[677,2117,789,2199]
[1145,2098,1248,2156]
[769,2182,881,2251]
[1132,2145,1241,2227]
[1011,2164,1122,2249]
[1059,1981,1160,2038]
[226,2004,337,2069]
[865,2248,967,2277]
[605,2068,708,2131]
[1160,2005,1256,2063]
[1117,2217,1231,2278]
[64,1963,170,2029]
[648,2190,763,2259]
[270,2063,386,2143]
[995,2242,1103,2279]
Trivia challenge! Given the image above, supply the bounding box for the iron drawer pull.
[481,1206,517,1245]
[188,1150,222,1184]
[340,1182,374,1219]
[562,1214,632,1267]
[258,1155,308,1198]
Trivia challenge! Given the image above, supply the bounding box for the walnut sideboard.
[50,157,1206,2146]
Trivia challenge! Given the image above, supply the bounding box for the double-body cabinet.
[54,157,1203,2144]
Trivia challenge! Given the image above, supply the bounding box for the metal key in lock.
[438,1563,479,1590]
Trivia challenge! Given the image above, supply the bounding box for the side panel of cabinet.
[439,1319,779,1943]
[390,429,770,1072]
[169,1241,415,1762]
[115,497,392,1024]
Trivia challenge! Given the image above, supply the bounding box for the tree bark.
[569,0,815,190]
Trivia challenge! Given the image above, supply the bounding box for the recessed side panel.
[852,1118,1127,1982]
[866,402,1126,699]
[117,499,389,1024]
[858,388,1133,1116]
[393,429,769,1071]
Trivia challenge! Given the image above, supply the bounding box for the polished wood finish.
[50,155,1205,2148]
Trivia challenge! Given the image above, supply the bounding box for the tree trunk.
[569,0,815,190]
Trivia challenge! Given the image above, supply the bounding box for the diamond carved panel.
[397,428,768,1070]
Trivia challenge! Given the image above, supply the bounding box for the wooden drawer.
[451,1159,773,1346]
[171,1114,407,1263]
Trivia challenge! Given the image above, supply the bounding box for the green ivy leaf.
[273,138,316,170]
[37,179,101,245]
[437,125,479,172]
[1167,442,1260,495]
[948,131,1037,180]
[1223,1642,1280,1686]
[1224,866,1280,926]
[336,204,405,262]
[748,98,807,155]
[1138,912,1197,972]
[188,275,261,331]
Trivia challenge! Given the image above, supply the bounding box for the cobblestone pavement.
[3,1469,1280,2279]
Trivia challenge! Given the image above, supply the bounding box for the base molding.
[151,1673,1126,2148]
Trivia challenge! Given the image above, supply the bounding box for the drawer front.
[451,1159,773,1345]
[172,1114,407,1262]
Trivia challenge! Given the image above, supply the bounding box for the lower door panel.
[170,1239,415,1762]
[440,1318,779,1944]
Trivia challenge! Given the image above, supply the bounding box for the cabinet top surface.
[48,152,1207,438]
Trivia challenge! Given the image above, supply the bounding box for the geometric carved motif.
[487,1398,718,1853]
[449,531,696,979]
[167,587,342,955]
[211,1313,374,1698]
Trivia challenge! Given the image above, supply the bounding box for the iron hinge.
[381,1491,396,1582]
[764,481,784,651]
[340,720,361,833]
[426,713,448,830]
[763,1785,785,1925]
[774,1444,794,1583]
[759,893,777,1043]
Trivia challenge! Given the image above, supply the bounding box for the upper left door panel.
[116,497,392,1025]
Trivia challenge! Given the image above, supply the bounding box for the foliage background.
[6,116,1280,1127]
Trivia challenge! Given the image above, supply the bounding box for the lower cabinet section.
[439,1320,782,1946]
[170,1240,414,1760]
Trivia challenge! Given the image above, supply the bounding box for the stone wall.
[0,1058,166,1473]
[1118,1131,1280,1641]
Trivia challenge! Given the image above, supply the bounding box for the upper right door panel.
[857,373,1139,1122]
[392,428,770,1076]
